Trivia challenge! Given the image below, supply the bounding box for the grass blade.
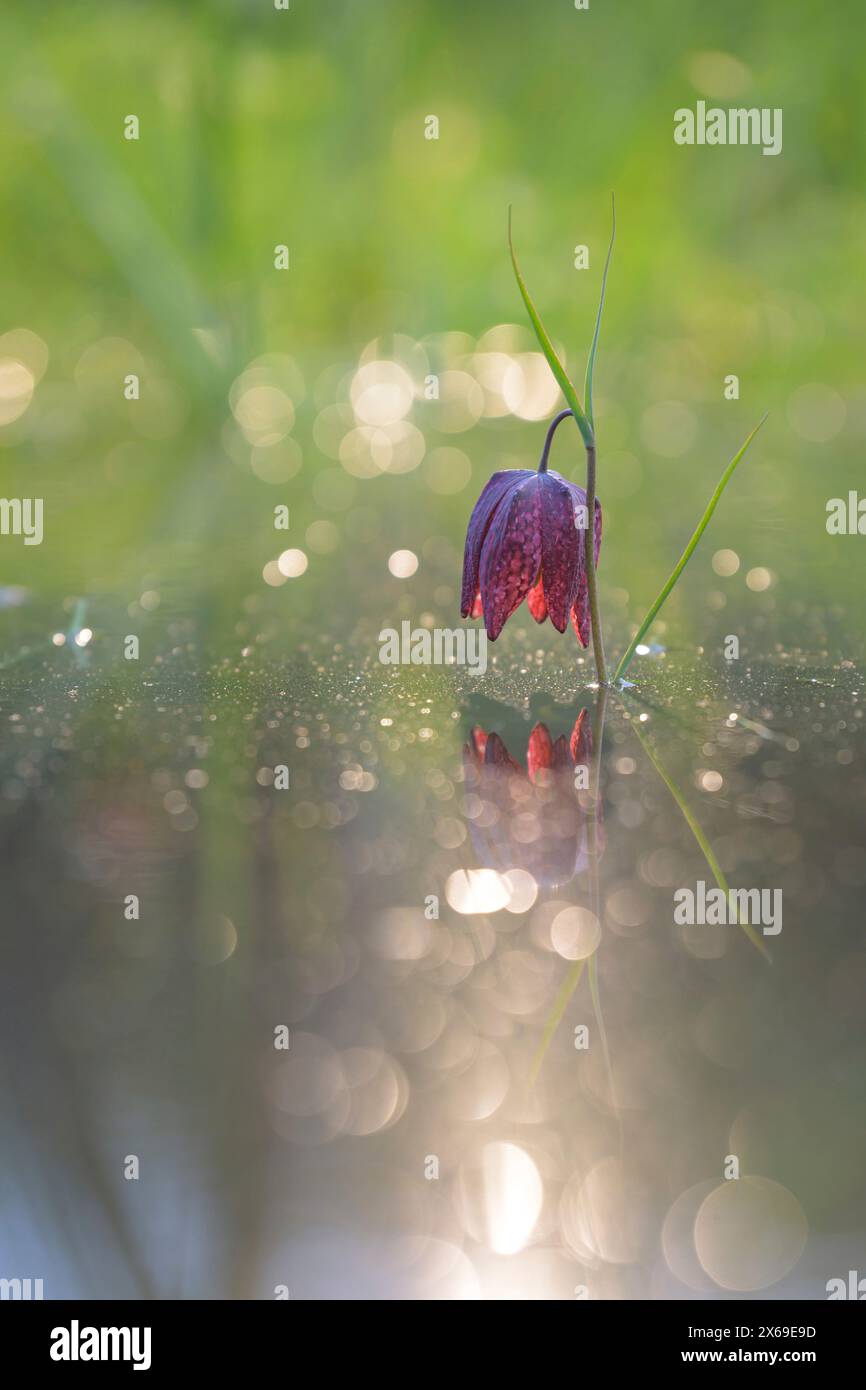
[583,193,616,431]
[588,951,619,1111]
[614,415,768,683]
[508,208,594,449]
[529,958,586,1086]
[627,712,771,962]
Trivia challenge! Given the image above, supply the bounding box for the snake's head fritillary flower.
[461,468,601,645]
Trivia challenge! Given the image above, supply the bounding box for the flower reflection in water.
[457,699,614,1130]
[461,711,599,891]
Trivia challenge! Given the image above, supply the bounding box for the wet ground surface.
[1,633,864,1300]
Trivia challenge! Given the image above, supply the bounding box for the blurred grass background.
[0,0,864,663]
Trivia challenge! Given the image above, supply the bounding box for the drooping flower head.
[461,465,601,645]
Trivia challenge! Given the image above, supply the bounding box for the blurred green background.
[0,0,864,664]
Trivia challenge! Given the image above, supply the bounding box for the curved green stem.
[537,408,574,474]
[584,442,607,684]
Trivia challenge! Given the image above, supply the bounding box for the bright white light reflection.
[550,905,600,960]
[387,548,418,578]
[445,868,511,914]
[481,1142,543,1255]
[560,1157,650,1264]
[503,353,561,420]
[693,1176,807,1291]
[350,360,414,427]
[502,869,538,914]
[0,358,35,425]
[277,548,308,578]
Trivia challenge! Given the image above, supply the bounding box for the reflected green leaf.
[627,710,772,962]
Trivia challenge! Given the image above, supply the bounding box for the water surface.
[2,635,863,1299]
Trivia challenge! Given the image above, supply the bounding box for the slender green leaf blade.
[614,415,768,683]
[508,208,594,449]
[584,193,616,431]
